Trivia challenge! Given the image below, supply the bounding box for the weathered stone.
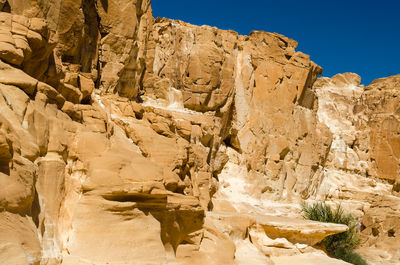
[314,73,400,264]
[61,101,82,122]
[0,212,41,265]
[37,81,65,107]
[78,74,94,101]
[0,41,23,65]
[0,60,37,95]
[60,83,82,104]
[0,83,29,121]
[0,2,397,265]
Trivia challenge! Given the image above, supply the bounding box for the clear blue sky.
[152,0,399,85]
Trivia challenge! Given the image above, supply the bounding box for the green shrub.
[301,202,367,265]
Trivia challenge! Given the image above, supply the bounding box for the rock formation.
[0,0,398,264]
[313,73,400,264]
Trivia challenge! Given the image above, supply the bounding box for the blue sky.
[152,0,400,85]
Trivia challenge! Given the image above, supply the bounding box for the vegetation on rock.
[301,202,368,265]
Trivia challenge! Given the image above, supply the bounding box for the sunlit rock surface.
[312,73,400,265]
[0,0,398,264]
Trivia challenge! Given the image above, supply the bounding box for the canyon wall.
[313,73,400,264]
[0,0,398,264]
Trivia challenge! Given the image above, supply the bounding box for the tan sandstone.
[0,1,398,265]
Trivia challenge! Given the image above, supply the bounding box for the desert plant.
[301,202,367,265]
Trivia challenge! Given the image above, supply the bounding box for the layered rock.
[312,73,400,264]
[6,0,152,100]
[0,0,399,264]
[144,19,332,209]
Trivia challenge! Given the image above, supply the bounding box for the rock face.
[313,73,400,264]
[145,19,331,207]
[0,1,398,264]
[6,0,152,99]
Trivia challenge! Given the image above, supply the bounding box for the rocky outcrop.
[312,73,400,264]
[144,19,331,207]
[0,0,399,264]
[6,0,152,100]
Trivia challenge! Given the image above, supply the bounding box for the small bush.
[301,202,367,265]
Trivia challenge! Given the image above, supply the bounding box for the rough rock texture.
[145,19,331,206]
[0,0,399,264]
[6,0,152,100]
[312,73,400,264]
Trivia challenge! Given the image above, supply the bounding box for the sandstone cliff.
[0,1,398,264]
[313,73,400,264]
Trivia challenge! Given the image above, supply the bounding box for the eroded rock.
[0,2,398,265]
